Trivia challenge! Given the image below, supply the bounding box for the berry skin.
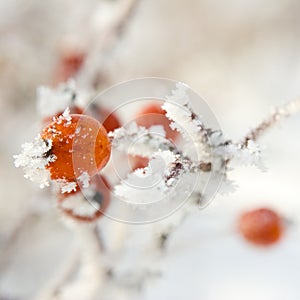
[41,114,111,183]
[238,208,283,246]
[89,104,122,133]
[57,174,111,222]
[136,102,179,141]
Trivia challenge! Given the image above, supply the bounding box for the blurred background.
[0,0,300,299]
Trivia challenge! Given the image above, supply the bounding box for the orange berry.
[53,50,85,85]
[41,113,111,183]
[136,102,178,141]
[89,104,122,133]
[238,208,283,246]
[57,174,111,222]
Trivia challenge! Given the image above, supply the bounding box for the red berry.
[136,102,178,141]
[89,104,122,133]
[41,114,111,183]
[57,174,110,222]
[238,208,283,246]
[128,155,149,171]
[53,49,85,84]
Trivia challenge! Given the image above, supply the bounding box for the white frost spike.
[60,181,78,193]
[114,150,177,205]
[165,82,190,105]
[78,172,90,188]
[162,83,210,161]
[223,140,264,169]
[62,107,72,122]
[14,135,56,188]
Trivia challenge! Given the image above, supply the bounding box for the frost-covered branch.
[162,82,212,162]
[243,97,300,146]
[109,122,177,158]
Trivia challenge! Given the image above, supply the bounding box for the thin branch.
[79,0,141,88]
[243,97,300,146]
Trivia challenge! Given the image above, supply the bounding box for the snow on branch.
[243,97,300,146]
[109,122,177,158]
[162,82,212,161]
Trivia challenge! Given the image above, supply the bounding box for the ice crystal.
[162,82,211,161]
[109,122,174,158]
[60,191,100,217]
[60,181,78,193]
[114,150,178,205]
[13,135,56,188]
[78,171,90,188]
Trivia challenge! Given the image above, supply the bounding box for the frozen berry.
[136,102,178,141]
[57,174,111,222]
[238,208,283,246]
[41,112,111,183]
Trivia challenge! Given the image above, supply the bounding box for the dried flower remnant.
[238,208,284,246]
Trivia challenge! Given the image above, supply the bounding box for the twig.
[79,0,141,88]
[243,97,300,146]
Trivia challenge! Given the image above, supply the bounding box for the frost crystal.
[78,171,90,188]
[14,135,56,188]
[62,107,72,122]
[114,150,182,205]
[60,181,78,193]
[109,122,174,158]
[60,192,100,217]
[162,83,210,161]
[54,107,72,125]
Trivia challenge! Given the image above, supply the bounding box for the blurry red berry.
[128,155,149,171]
[89,104,122,133]
[41,114,111,183]
[57,174,111,222]
[53,48,85,85]
[136,102,178,141]
[238,208,284,246]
